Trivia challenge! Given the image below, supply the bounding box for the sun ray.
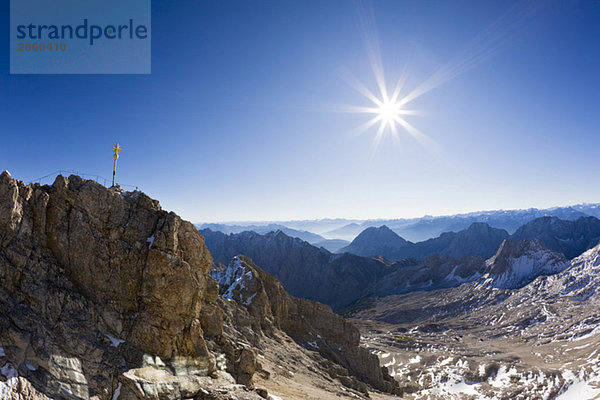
[349,115,383,137]
[390,67,409,104]
[397,0,542,108]
[395,117,435,150]
[389,117,402,149]
[341,71,384,107]
[325,104,382,114]
[370,116,388,153]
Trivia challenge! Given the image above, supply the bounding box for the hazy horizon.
[196,201,600,225]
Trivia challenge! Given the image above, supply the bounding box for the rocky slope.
[200,229,395,310]
[359,255,485,299]
[211,256,399,395]
[348,241,600,399]
[480,239,569,289]
[0,172,399,400]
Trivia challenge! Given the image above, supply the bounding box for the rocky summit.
[0,172,399,400]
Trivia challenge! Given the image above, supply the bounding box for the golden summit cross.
[112,143,121,187]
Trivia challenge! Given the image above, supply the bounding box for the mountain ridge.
[199,203,600,242]
[342,216,600,261]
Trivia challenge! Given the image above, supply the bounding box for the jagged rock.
[511,216,600,259]
[212,256,400,394]
[482,239,569,289]
[0,172,221,398]
[201,229,397,310]
[0,172,399,399]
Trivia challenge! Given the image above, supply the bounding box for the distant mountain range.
[198,223,349,252]
[200,215,600,310]
[198,203,600,243]
[342,216,600,261]
[326,204,600,242]
[342,223,509,261]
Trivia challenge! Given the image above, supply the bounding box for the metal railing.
[28,170,139,191]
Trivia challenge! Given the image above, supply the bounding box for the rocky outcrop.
[510,216,600,259]
[0,172,398,399]
[211,256,400,394]
[481,239,569,289]
[0,171,227,398]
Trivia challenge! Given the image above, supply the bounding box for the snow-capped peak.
[481,239,569,289]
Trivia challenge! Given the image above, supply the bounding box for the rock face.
[0,172,398,399]
[0,171,223,399]
[481,239,569,289]
[361,254,485,298]
[511,216,600,259]
[211,256,399,394]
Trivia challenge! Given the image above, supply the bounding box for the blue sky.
[1,1,599,222]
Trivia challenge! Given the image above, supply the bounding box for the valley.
[347,244,600,399]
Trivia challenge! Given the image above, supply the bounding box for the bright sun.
[339,65,425,149]
[377,99,401,127]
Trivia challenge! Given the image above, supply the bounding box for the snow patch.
[146,235,155,249]
[112,382,122,400]
[104,333,125,347]
[409,355,421,364]
[0,363,18,398]
[555,370,600,400]
[59,385,74,396]
[243,293,257,306]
